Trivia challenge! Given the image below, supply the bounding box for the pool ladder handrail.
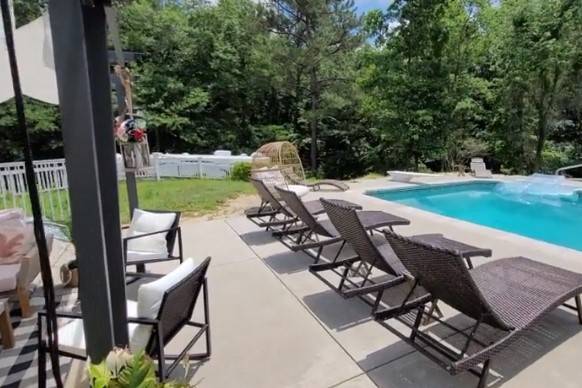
[555,164,582,176]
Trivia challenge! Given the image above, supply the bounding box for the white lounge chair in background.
[470,158,493,178]
[387,171,441,183]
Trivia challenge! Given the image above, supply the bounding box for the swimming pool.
[367,181,582,251]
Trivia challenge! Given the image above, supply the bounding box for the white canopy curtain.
[0,9,59,105]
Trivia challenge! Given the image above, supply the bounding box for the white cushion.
[252,169,287,187]
[0,263,20,292]
[287,185,310,197]
[126,209,176,256]
[58,300,139,357]
[0,209,34,264]
[126,250,168,264]
[130,258,201,351]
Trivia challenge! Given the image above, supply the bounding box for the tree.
[265,0,362,171]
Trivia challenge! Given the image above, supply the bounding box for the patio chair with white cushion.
[123,209,183,271]
[0,234,53,318]
[37,257,211,385]
[470,158,492,178]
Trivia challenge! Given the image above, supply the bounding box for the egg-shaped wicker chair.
[252,141,306,182]
[251,141,348,191]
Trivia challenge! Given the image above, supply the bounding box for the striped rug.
[0,287,76,387]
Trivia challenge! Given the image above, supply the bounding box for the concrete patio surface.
[136,174,582,388]
[41,174,582,387]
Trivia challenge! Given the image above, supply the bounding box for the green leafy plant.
[230,162,252,181]
[88,348,191,388]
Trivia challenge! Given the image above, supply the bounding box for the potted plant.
[88,348,193,388]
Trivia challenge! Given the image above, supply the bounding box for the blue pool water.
[367,181,582,251]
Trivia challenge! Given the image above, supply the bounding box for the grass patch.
[1,178,255,227]
[118,179,254,223]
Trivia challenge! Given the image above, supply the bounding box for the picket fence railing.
[0,152,252,223]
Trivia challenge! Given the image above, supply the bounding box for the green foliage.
[4,0,582,178]
[0,98,61,162]
[87,349,190,388]
[359,0,582,174]
[230,162,252,181]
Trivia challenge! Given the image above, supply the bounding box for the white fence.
[0,159,69,222]
[149,152,252,179]
[0,151,252,222]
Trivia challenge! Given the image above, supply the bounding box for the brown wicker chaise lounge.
[381,231,582,388]
[245,178,326,229]
[274,186,410,262]
[314,199,491,315]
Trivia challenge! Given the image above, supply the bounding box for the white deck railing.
[0,152,251,222]
[0,159,69,222]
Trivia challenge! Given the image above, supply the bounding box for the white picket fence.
[0,152,252,222]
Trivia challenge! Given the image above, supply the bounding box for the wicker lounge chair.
[274,186,409,262]
[38,257,211,385]
[381,232,582,388]
[314,199,491,313]
[246,178,328,229]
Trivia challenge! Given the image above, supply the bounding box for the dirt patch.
[184,193,260,222]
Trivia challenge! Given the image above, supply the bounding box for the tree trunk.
[534,110,547,172]
[310,69,319,172]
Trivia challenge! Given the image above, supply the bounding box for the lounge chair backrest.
[251,168,288,190]
[250,178,284,212]
[275,186,329,236]
[383,231,511,330]
[320,199,399,275]
[141,209,181,255]
[145,257,211,354]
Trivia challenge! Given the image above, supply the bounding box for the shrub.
[231,162,252,181]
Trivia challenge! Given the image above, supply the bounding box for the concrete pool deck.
[6,174,582,387]
[151,174,582,387]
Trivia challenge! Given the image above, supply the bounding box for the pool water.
[367,181,582,251]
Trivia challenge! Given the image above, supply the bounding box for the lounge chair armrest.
[123,226,180,242]
[127,316,159,325]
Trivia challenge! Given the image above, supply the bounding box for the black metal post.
[126,170,139,216]
[125,170,144,272]
[1,1,63,385]
[49,0,129,361]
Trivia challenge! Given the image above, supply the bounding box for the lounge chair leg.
[410,307,424,342]
[422,300,439,326]
[203,278,212,357]
[575,295,582,325]
[337,265,351,293]
[0,303,14,348]
[477,359,491,388]
[331,240,346,263]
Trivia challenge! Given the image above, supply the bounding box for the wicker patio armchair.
[314,199,491,316]
[38,257,211,386]
[382,231,582,388]
[274,186,408,262]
